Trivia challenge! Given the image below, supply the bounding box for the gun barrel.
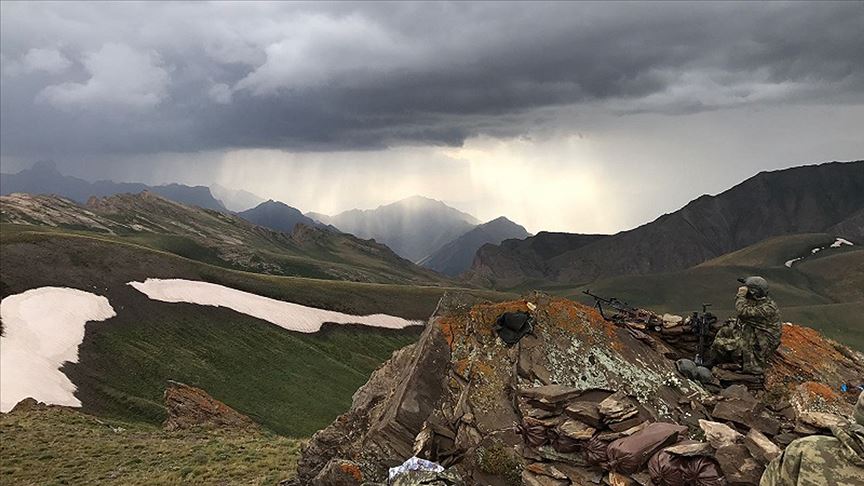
[582,290,608,302]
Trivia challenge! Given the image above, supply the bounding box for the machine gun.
[690,303,717,366]
[582,290,636,321]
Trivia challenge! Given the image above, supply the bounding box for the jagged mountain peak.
[419,215,531,276]
[328,196,480,262]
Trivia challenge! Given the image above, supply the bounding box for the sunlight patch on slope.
[0,287,116,412]
[128,278,423,333]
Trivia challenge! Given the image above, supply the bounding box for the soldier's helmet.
[743,276,769,297]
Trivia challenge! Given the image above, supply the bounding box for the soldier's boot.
[741,347,763,375]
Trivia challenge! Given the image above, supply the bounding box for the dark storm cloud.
[1,1,863,157]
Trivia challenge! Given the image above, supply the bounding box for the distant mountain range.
[0,191,450,285]
[238,200,329,234]
[320,196,481,263]
[1,162,535,271]
[467,160,864,288]
[1,161,227,212]
[210,184,266,212]
[418,216,530,276]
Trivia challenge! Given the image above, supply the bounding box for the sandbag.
[606,422,687,475]
[518,417,551,447]
[585,436,610,467]
[648,448,725,486]
[648,448,688,486]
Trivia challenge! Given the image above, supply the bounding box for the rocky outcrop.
[292,293,864,485]
[162,381,258,431]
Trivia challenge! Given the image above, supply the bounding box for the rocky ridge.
[468,160,864,288]
[162,380,259,431]
[292,293,864,485]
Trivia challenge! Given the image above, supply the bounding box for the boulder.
[608,471,637,486]
[9,397,48,413]
[599,391,639,423]
[744,428,782,465]
[162,380,257,431]
[311,459,364,486]
[698,420,743,450]
[523,462,570,486]
[663,441,713,457]
[712,398,780,436]
[719,384,757,404]
[558,419,596,440]
[797,411,848,431]
[661,314,683,329]
[715,444,763,485]
[712,399,758,425]
[747,412,781,437]
[565,401,603,428]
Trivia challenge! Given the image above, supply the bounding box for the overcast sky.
[1,1,862,233]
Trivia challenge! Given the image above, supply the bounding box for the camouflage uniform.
[736,293,781,373]
[760,392,864,486]
[708,320,744,366]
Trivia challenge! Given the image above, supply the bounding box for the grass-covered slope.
[0,405,301,485]
[0,225,512,436]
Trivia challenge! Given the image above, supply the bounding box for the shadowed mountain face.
[468,160,864,288]
[324,195,480,262]
[1,161,227,212]
[418,216,530,276]
[238,200,325,234]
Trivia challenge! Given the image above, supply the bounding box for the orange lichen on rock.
[771,324,846,379]
[453,358,470,378]
[437,315,464,350]
[544,297,622,350]
[764,324,864,408]
[468,300,530,327]
[801,381,841,403]
[339,462,363,481]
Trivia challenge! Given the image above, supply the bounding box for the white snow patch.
[784,257,803,268]
[128,278,423,333]
[811,247,822,255]
[0,287,116,413]
[830,238,854,248]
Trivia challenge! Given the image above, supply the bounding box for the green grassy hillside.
[1,226,513,436]
[559,235,863,350]
[0,405,301,485]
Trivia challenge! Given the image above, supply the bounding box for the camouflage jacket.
[760,423,864,486]
[736,295,781,333]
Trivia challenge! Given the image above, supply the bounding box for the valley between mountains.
[1,159,862,484]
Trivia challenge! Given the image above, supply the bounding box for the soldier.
[736,276,781,374]
[707,276,781,374]
[760,391,864,486]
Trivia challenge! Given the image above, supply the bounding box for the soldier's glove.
[737,286,749,298]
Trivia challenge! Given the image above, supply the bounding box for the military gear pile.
[289,293,864,486]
